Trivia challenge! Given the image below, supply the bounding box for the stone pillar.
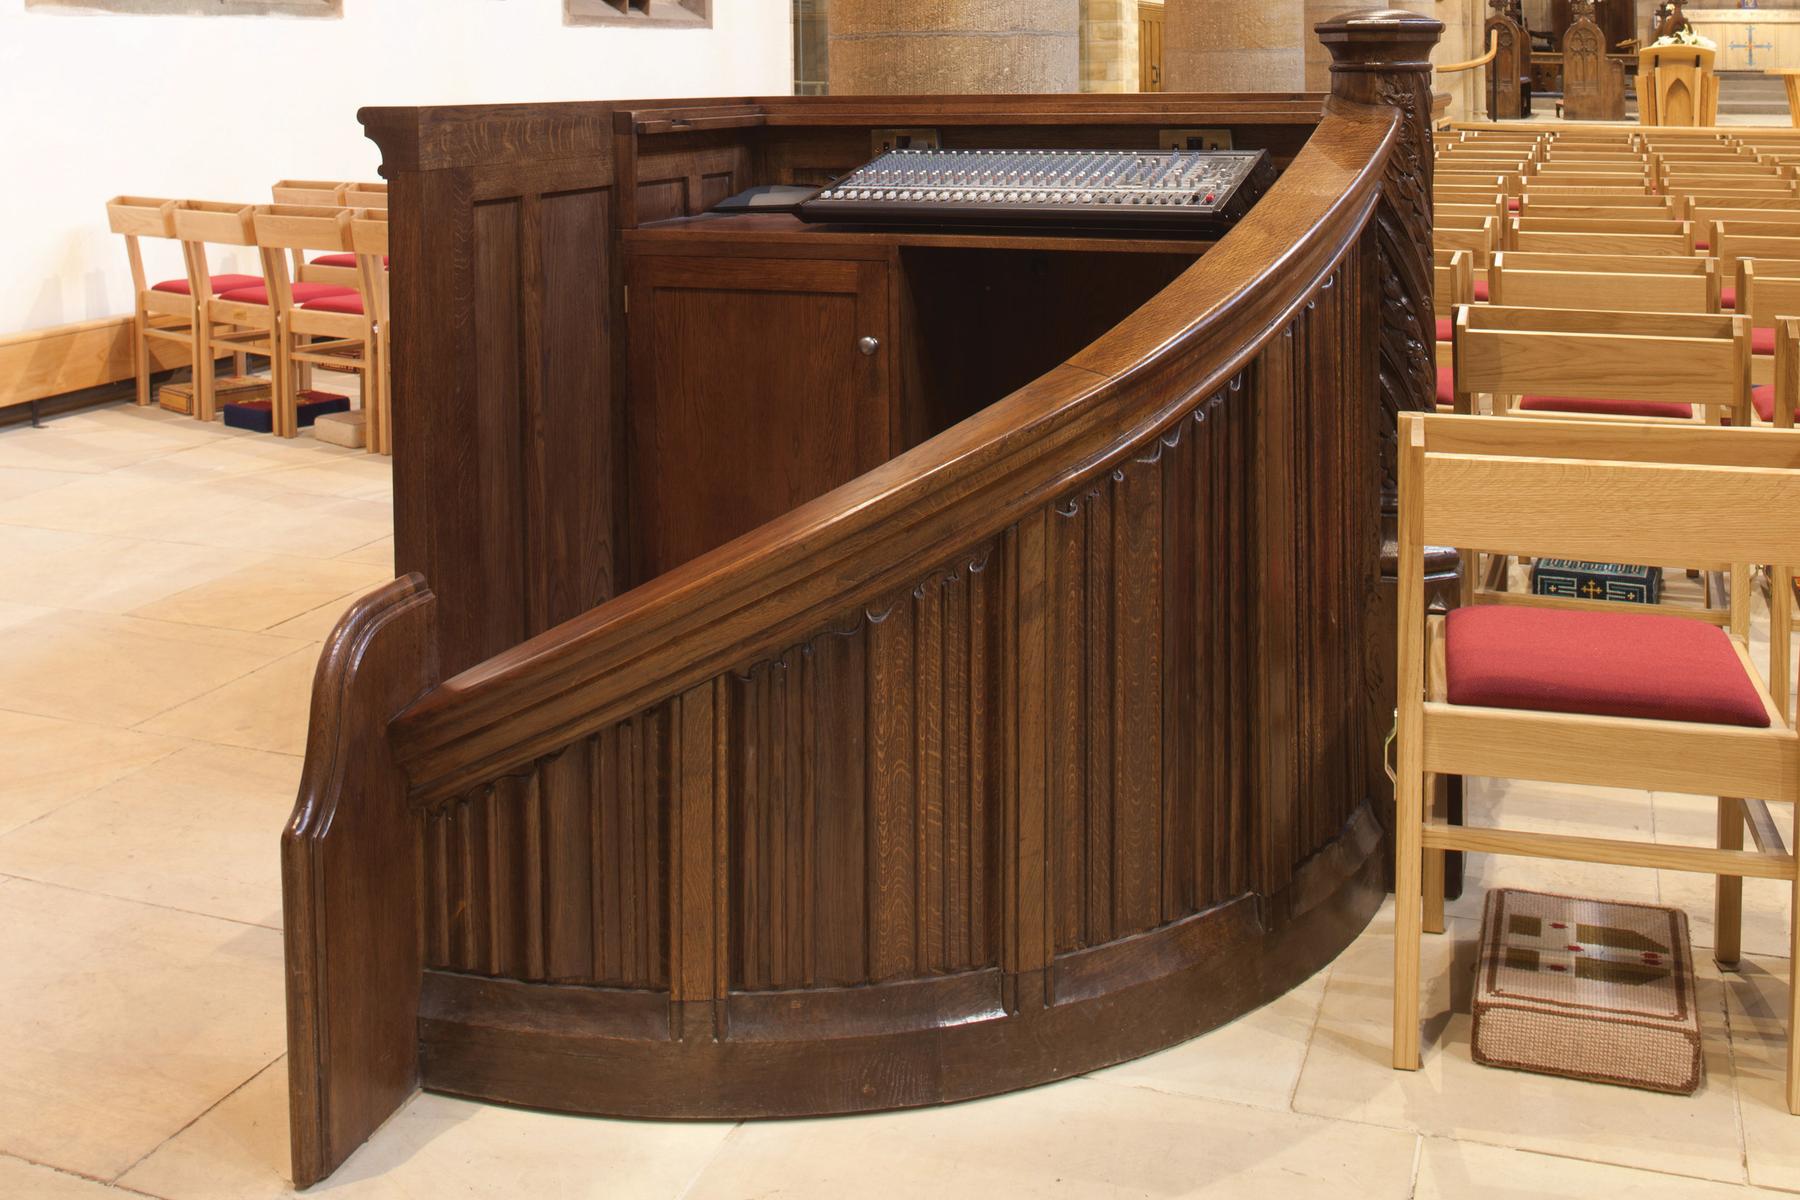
[1165,0,1305,92]
[1303,2,1457,93]
[1081,0,1141,93]
[828,0,1082,94]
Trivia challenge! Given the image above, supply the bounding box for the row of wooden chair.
[106,186,392,454]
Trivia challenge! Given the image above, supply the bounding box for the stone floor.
[1,402,1796,1197]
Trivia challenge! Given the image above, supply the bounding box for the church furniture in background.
[1390,412,1798,1111]
[1772,68,1800,130]
[1638,43,1719,127]
[1685,8,1800,73]
[281,10,1451,1187]
[251,205,376,440]
[1485,0,1533,119]
[1560,0,1626,122]
[104,196,246,413]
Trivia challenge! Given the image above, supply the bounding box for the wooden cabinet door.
[626,253,892,580]
[1140,5,1165,92]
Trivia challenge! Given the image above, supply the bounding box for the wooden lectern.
[1562,1,1627,121]
[1638,43,1719,125]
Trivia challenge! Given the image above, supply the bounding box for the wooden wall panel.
[423,711,672,990]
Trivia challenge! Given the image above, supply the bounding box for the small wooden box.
[157,376,270,416]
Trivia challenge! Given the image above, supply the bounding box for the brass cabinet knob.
[858,335,881,356]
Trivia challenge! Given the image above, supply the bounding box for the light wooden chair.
[1507,225,1693,257]
[1392,412,1800,1112]
[1715,224,1800,290]
[1517,202,1676,223]
[272,180,351,206]
[105,196,254,410]
[351,209,391,455]
[1435,215,1500,278]
[1486,251,1719,315]
[1434,248,1473,412]
[173,201,355,424]
[251,205,376,441]
[1735,261,1800,393]
[1450,305,1749,426]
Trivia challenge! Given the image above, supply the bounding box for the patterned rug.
[1471,889,1701,1095]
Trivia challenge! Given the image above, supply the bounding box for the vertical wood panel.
[1112,454,1163,937]
[675,681,721,1002]
[540,744,594,981]
[867,601,917,981]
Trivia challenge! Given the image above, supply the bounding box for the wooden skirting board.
[0,315,218,412]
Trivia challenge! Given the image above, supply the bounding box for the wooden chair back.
[1507,216,1693,252]
[105,196,183,300]
[250,205,357,314]
[1434,248,1473,321]
[1487,251,1717,314]
[1434,215,1499,268]
[1715,223,1800,282]
[272,180,351,206]
[1506,226,1692,257]
[1450,305,1749,424]
[1518,192,1669,212]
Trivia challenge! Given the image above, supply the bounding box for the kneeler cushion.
[1753,384,1777,422]
[1445,606,1770,727]
[1519,395,1693,420]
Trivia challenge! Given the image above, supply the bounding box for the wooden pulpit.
[1638,43,1719,125]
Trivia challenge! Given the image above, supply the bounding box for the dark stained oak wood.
[287,10,1445,1186]
[282,575,438,1187]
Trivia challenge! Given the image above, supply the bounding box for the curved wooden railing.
[392,99,1401,803]
[1437,29,1500,74]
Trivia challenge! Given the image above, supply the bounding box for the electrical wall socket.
[1159,128,1236,152]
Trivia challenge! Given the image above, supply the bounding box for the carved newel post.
[1317,10,1465,893]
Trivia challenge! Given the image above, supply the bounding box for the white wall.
[0,0,794,335]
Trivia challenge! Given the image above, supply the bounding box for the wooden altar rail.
[282,10,1446,1189]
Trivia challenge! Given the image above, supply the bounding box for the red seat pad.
[151,273,261,296]
[1445,606,1770,727]
[216,282,355,306]
[1507,198,1521,212]
[1473,278,1490,302]
[1436,364,1455,407]
[1754,383,1777,421]
[1435,316,1454,343]
[1519,394,1694,419]
[1694,240,1710,251]
[309,252,389,268]
[1722,285,1736,310]
[301,291,365,315]
[1753,326,1776,356]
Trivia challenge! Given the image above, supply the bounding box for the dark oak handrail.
[391,97,1402,805]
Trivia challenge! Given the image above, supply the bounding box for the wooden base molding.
[0,315,220,412]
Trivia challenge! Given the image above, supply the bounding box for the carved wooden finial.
[1316,8,1446,89]
[1571,0,1598,22]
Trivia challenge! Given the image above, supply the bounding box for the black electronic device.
[796,147,1275,232]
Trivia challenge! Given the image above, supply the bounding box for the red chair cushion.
[216,282,356,306]
[301,292,365,315]
[1473,279,1490,303]
[1722,285,1736,310]
[1507,198,1521,212]
[1695,240,1711,251]
[151,273,262,296]
[1435,316,1454,343]
[1445,606,1769,727]
[1754,383,1777,421]
[308,253,389,269]
[1519,394,1694,419]
[1436,364,1454,407]
[1753,326,1776,356]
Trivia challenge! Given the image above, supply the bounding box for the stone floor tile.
[0,610,298,727]
[1292,902,1745,1184]
[0,743,299,928]
[683,1077,1420,1200]
[130,556,391,634]
[1089,960,1328,1111]
[0,880,285,1179]
[0,710,185,837]
[138,643,321,757]
[121,1059,740,1200]
[1414,1137,1763,1198]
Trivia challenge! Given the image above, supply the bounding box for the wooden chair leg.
[1716,796,1744,969]
[1423,773,1446,934]
[132,306,150,406]
[1788,858,1799,1114]
[194,324,216,422]
[1483,551,1510,593]
[1394,765,1426,1071]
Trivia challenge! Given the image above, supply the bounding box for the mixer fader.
[797,147,1274,233]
